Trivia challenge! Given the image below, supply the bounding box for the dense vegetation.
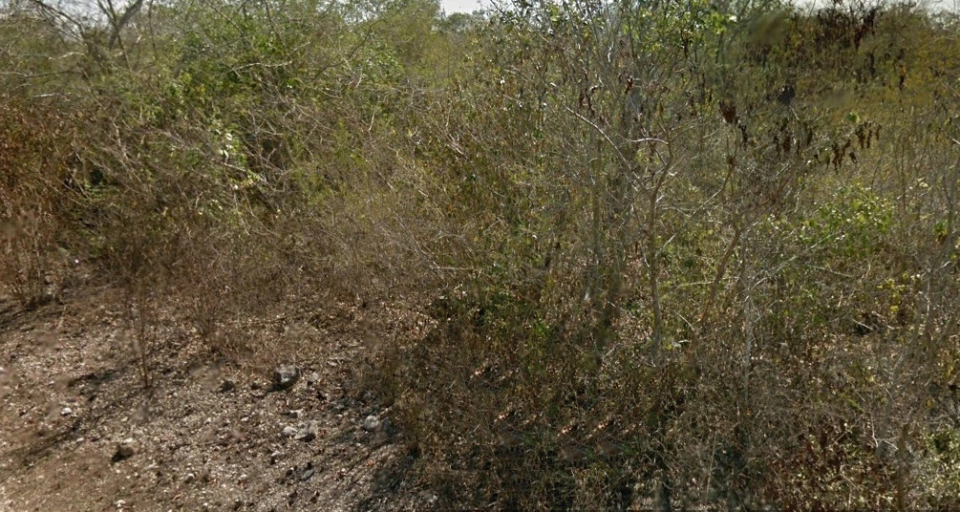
[4,0,960,507]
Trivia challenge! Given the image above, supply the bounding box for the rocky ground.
[0,284,436,511]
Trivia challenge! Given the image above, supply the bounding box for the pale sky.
[439,0,960,14]
[441,0,483,13]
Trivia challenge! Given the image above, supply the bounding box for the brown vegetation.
[3,0,960,509]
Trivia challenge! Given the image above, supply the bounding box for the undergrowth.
[3,0,960,508]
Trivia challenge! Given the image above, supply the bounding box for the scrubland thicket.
[4,0,960,507]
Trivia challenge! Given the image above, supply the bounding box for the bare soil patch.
[0,285,433,511]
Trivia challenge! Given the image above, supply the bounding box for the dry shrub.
[5,0,960,508]
[0,99,86,307]
[369,2,960,510]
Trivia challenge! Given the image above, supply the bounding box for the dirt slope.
[0,286,431,512]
